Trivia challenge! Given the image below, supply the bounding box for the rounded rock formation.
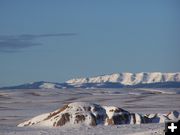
[17,102,180,127]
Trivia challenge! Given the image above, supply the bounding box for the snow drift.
[18,102,180,127]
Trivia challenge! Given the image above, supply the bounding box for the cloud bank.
[0,33,76,52]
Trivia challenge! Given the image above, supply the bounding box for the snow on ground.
[138,88,180,94]
[0,124,164,135]
[0,88,180,134]
[39,83,56,89]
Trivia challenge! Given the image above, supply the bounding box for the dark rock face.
[56,113,70,126]
[44,105,69,121]
[75,114,85,123]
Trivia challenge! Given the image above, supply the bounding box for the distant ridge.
[67,72,180,85]
[1,72,180,89]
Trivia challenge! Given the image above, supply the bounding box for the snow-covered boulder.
[130,113,145,124]
[166,110,179,120]
[143,113,168,123]
[142,110,179,123]
[103,106,130,125]
[18,102,180,127]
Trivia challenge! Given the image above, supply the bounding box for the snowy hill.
[1,72,180,89]
[18,102,180,127]
[0,81,72,89]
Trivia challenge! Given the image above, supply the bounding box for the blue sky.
[0,0,180,86]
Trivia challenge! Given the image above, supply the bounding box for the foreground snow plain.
[0,88,180,135]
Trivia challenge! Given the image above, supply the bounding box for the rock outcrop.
[18,102,180,127]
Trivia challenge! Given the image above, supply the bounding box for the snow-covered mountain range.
[1,72,180,89]
[67,72,180,85]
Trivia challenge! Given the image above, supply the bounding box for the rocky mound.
[18,102,180,127]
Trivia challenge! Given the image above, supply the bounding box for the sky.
[0,0,180,87]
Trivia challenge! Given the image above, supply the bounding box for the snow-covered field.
[0,88,180,135]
